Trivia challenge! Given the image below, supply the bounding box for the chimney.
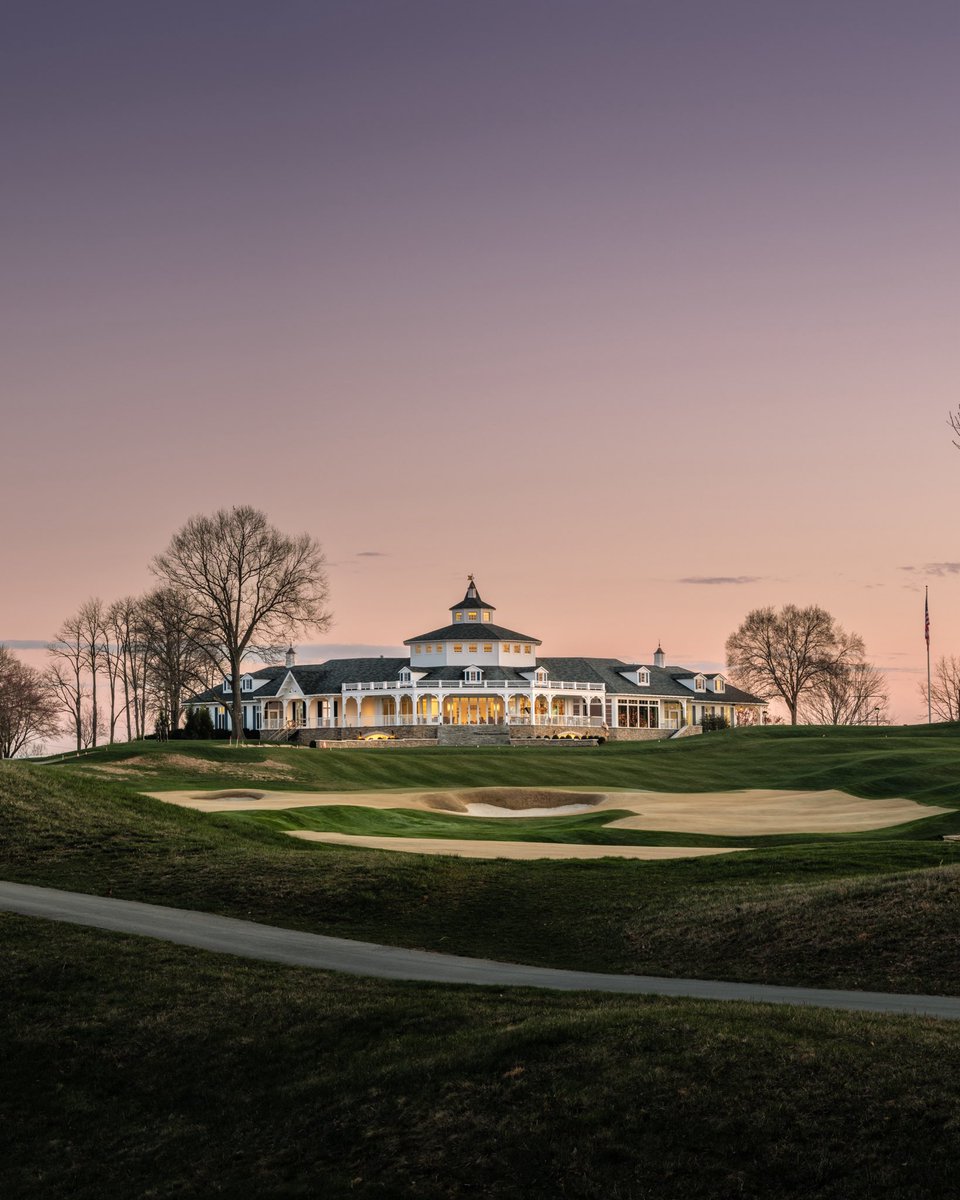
[285,646,296,668]
[653,644,665,668]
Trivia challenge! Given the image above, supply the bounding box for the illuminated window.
[468,644,478,653]
[715,678,725,693]
[483,644,492,653]
[435,644,442,652]
[523,644,532,654]
[503,644,510,654]
[514,644,520,654]
[468,611,477,621]
[482,611,491,622]
[453,644,463,653]
[454,613,463,622]
[414,645,422,653]
[425,645,432,653]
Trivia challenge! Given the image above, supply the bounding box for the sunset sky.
[3,1,959,723]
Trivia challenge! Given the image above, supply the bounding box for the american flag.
[925,588,930,647]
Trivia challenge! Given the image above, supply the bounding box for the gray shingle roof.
[404,623,540,645]
[416,665,532,683]
[539,658,763,703]
[449,585,495,611]
[185,655,764,705]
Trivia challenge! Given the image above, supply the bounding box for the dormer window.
[464,667,482,682]
[695,675,706,692]
[222,679,232,693]
[715,677,725,693]
[535,669,547,683]
[638,668,650,686]
[241,676,253,692]
[399,668,412,683]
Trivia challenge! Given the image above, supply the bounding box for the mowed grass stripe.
[44,723,960,806]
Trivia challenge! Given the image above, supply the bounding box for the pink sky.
[3,2,959,723]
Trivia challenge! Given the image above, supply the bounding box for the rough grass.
[4,754,960,993]
[4,915,960,1200]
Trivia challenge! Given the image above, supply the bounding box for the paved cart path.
[3,880,959,1021]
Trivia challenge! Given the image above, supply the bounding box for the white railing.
[262,715,607,731]
[510,716,605,728]
[342,679,603,694]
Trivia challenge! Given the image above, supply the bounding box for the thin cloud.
[900,563,960,576]
[677,576,762,586]
[1,639,49,650]
[356,551,388,557]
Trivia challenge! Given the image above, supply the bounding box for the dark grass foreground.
[3,753,960,993]
[3,915,960,1200]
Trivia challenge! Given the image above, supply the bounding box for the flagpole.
[926,585,932,724]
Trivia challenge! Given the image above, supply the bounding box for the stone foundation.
[604,727,674,742]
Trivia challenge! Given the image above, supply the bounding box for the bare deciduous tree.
[949,408,960,449]
[139,586,214,733]
[48,600,108,750]
[725,606,864,725]
[920,655,960,722]
[77,598,106,748]
[79,700,105,750]
[801,658,890,725]
[48,613,86,751]
[0,645,60,758]
[153,507,331,741]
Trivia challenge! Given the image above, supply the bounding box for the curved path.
[2,881,959,1021]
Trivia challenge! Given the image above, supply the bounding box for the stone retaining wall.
[604,727,673,742]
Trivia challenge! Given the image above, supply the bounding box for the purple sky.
[3,1,959,721]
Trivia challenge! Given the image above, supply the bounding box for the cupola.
[653,644,665,668]
[449,575,496,624]
[285,645,296,668]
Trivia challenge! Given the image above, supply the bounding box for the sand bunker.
[286,832,744,860]
[149,785,950,835]
[191,789,266,801]
[422,788,604,813]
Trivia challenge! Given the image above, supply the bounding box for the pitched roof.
[416,665,532,683]
[404,622,540,645]
[539,658,763,703]
[185,656,764,705]
[449,576,495,611]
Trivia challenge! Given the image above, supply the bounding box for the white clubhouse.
[187,578,766,742]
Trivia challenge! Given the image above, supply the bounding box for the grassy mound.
[4,915,960,1200]
[4,746,960,992]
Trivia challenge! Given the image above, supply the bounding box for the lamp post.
[874,705,881,726]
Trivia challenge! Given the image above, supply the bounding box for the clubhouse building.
[187,578,766,743]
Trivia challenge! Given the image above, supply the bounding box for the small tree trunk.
[231,659,244,745]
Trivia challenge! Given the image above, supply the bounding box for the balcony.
[342,679,603,694]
